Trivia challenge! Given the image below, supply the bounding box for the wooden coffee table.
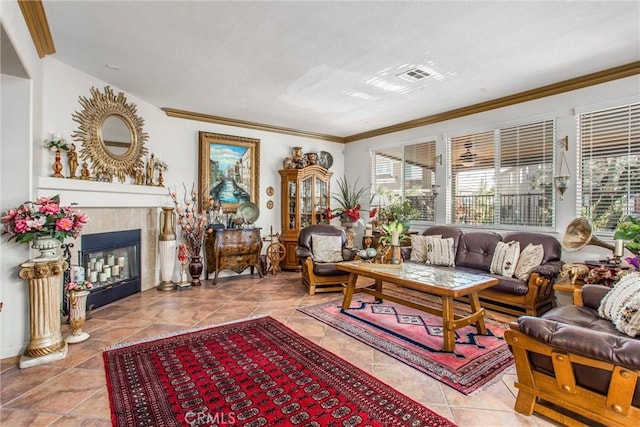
[337,262,498,352]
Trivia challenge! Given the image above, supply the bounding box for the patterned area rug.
[298,294,513,395]
[103,315,456,426]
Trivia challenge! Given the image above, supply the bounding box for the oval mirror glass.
[100,115,132,156]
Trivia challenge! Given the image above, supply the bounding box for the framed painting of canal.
[198,132,260,213]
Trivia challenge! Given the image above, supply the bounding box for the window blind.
[448,120,555,227]
[578,102,640,231]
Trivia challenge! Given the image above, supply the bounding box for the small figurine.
[146,154,155,185]
[80,163,91,180]
[67,143,78,178]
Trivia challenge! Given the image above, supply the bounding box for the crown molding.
[18,0,55,58]
[161,108,345,143]
[344,61,640,143]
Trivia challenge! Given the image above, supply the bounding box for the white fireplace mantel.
[38,176,171,208]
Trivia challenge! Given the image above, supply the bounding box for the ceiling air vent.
[396,67,431,83]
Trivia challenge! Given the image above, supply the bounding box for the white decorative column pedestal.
[18,258,68,368]
[158,207,177,291]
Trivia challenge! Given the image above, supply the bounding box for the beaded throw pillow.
[598,272,640,337]
[514,243,544,281]
[490,240,520,278]
[409,235,441,263]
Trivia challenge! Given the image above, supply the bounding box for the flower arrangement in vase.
[1,195,88,260]
[325,176,369,225]
[64,280,93,343]
[169,184,207,285]
[177,243,189,284]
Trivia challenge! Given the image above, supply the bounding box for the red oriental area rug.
[298,294,513,395]
[103,315,456,427]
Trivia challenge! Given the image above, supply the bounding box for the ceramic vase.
[341,221,357,248]
[66,290,90,344]
[188,256,203,286]
[31,236,62,261]
[51,148,64,178]
[158,207,177,291]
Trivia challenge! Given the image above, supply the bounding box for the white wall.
[1,8,345,357]
[344,75,640,264]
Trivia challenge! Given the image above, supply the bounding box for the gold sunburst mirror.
[72,86,148,183]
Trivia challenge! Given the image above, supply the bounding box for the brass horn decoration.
[72,86,148,183]
[561,217,614,252]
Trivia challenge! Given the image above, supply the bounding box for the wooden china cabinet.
[279,165,332,270]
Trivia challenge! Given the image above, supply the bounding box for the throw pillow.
[409,235,441,263]
[425,236,455,267]
[514,243,544,281]
[490,241,521,278]
[312,235,344,263]
[598,272,640,337]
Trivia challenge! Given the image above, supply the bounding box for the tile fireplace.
[77,229,142,311]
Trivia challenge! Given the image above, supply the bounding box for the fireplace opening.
[76,229,141,311]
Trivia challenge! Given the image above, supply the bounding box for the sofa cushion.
[312,235,343,263]
[455,266,529,296]
[519,314,640,371]
[455,231,501,271]
[312,262,349,277]
[514,243,544,281]
[423,226,463,255]
[425,236,455,267]
[503,231,561,264]
[490,240,520,277]
[598,272,640,337]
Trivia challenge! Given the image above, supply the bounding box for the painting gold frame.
[198,131,260,213]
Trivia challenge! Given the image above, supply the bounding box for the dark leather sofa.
[405,226,563,316]
[505,284,640,426]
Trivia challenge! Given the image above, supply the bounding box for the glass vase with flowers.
[2,194,88,260]
[169,184,207,285]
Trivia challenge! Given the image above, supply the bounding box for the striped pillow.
[598,272,640,337]
[425,237,455,267]
[410,235,441,263]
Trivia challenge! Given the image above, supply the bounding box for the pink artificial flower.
[39,202,60,215]
[27,216,46,230]
[13,219,29,233]
[75,212,88,224]
[1,209,18,223]
[56,217,74,231]
[34,196,53,205]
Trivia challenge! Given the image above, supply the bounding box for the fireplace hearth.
[77,229,141,311]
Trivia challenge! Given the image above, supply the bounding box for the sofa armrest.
[400,246,412,261]
[517,316,640,371]
[530,260,563,278]
[342,248,358,261]
[295,246,314,260]
[581,284,612,309]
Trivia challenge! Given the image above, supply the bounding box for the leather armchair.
[295,224,356,295]
[505,284,640,426]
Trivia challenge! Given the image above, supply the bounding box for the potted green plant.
[614,215,640,268]
[377,221,409,247]
[381,197,419,231]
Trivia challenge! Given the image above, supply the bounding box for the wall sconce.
[435,154,442,166]
[431,184,441,196]
[554,136,570,200]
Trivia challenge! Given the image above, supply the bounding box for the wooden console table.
[204,228,263,284]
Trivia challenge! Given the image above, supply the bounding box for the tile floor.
[0,272,560,426]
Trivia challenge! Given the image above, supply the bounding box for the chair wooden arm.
[505,325,640,426]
